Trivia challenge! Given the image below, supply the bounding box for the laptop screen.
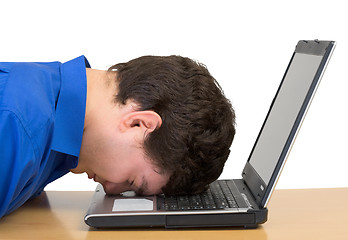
[249,52,323,185]
[242,40,335,207]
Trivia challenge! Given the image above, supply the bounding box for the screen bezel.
[242,40,335,208]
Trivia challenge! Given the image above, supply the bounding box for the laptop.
[85,40,335,229]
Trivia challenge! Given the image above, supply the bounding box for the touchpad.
[112,199,154,212]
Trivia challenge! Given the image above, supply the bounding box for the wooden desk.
[0,188,347,240]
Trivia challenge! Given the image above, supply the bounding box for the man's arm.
[0,110,37,218]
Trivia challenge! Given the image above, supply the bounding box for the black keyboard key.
[201,191,217,209]
[177,196,191,210]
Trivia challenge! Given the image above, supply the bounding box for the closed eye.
[129,180,135,187]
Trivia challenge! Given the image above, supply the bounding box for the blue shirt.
[0,56,90,218]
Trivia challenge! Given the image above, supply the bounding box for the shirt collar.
[51,55,90,157]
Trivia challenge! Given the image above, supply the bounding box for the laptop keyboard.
[159,181,239,211]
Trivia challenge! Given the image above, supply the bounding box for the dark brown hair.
[109,55,236,195]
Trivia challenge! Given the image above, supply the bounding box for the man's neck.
[84,68,118,130]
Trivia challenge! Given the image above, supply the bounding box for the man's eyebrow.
[136,176,148,195]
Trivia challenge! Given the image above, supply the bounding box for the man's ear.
[119,110,162,134]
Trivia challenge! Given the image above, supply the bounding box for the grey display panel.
[249,53,323,184]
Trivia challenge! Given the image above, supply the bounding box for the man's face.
[72,107,169,195]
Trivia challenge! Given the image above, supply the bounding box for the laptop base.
[85,182,268,229]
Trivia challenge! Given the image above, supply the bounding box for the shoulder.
[5,62,61,92]
[0,61,61,122]
[0,61,61,158]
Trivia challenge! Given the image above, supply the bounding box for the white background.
[1,0,347,191]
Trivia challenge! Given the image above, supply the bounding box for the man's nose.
[102,182,130,195]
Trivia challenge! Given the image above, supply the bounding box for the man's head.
[109,55,236,195]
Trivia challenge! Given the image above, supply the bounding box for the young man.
[0,55,236,219]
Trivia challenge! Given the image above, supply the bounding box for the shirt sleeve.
[0,109,38,218]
